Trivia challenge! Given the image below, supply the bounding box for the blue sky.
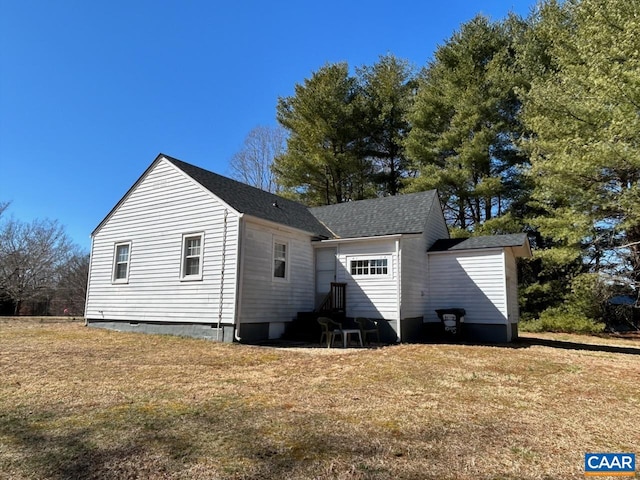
[1,0,535,251]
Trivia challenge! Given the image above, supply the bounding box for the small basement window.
[112,241,132,283]
[350,257,389,276]
[181,233,204,280]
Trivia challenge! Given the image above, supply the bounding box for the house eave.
[427,246,505,255]
[313,233,406,245]
[243,214,331,239]
[427,243,532,258]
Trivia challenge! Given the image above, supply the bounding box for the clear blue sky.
[1,0,535,251]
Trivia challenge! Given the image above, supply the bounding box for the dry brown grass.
[1,319,638,479]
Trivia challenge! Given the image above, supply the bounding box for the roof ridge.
[164,154,281,198]
[161,154,333,238]
[309,189,439,238]
[309,189,438,211]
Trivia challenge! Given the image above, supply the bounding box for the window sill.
[180,275,203,282]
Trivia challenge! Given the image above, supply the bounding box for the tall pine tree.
[522,0,640,300]
[357,54,416,196]
[274,63,368,205]
[406,15,529,232]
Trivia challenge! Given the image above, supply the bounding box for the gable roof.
[163,155,333,238]
[309,190,439,239]
[92,155,535,257]
[428,233,532,257]
[91,154,333,238]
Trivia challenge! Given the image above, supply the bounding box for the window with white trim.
[181,233,204,280]
[112,242,131,283]
[273,240,288,280]
[350,257,389,276]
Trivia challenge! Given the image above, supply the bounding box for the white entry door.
[315,247,337,306]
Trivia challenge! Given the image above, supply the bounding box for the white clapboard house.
[85,154,531,343]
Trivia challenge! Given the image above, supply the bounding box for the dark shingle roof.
[165,155,332,238]
[309,190,439,238]
[95,155,530,255]
[428,233,530,252]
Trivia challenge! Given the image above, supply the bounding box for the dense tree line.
[519,0,639,330]
[233,0,639,330]
[0,203,88,316]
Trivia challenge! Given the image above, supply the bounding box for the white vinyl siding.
[239,221,314,324]
[399,234,429,319]
[335,239,399,320]
[85,158,239,324]
[426,249,508,325]
[424,199,449,249]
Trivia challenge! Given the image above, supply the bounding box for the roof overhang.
[427,235,533,258]
[313,233,404,245]
[243,214,331,239]
[511,241,533,258]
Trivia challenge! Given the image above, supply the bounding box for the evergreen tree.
[522,0,640,303]
[357,54,416,196]
[274,58,417,205]
[406,14,529,232]
[274,63,369,205]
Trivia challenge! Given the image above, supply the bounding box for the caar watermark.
[585,453,635,476]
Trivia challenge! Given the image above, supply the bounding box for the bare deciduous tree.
[0,218,75,315]
[53,250,90,315]
[229,125,287,193]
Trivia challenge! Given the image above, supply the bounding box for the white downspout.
[216,209,229,341]
[396,238,402,343]
[233,214,245,342]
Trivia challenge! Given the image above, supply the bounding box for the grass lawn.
[1,319,638,479]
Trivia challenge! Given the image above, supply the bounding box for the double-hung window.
[273,240,288,280]
[112,242,132,283]
[181,233,204,280]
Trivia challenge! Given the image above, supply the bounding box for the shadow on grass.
[0,409,181,479]
[513,336,640,356]
[416,332,640,356]
[1,401,429,479]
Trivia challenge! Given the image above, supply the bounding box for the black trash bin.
[435,308,466,338]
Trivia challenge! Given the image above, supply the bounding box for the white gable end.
[85,158,240,325]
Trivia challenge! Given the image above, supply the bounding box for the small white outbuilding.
[427,236,532,342]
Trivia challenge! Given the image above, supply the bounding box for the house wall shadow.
[426,257,511,343]
[341,276,398,343]
[286,277,398,345]
[513,336,640,356]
